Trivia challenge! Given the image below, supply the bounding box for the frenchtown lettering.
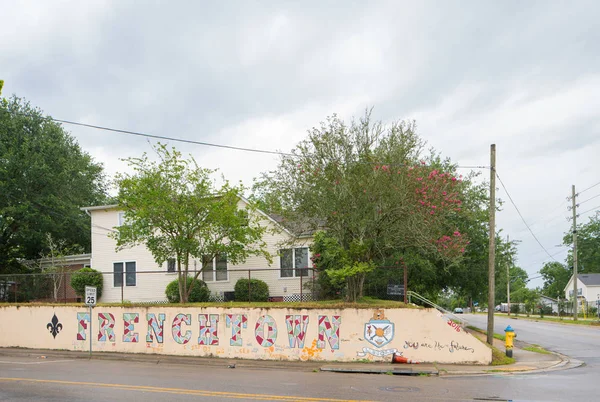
[75,312,341,350]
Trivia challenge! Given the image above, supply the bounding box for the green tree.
[482,234,528,304]
[253,111,474,299]
[311,231,377,302]
[511,287,540,317]
[444,177,491,307]
[564,212,600,273]
[70,268,103,299]
[0,80,4,95]
[540,261,570,298]
[0,96,108,274]
[112,144,271,303]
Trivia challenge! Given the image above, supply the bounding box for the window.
[117,212,125,226]
[114,262,123,287]
[280,248,309,278]
[114,261,136,287]
[167,258,176,272]
[202,254,228,282]
[126,261,136,286]
[568,288,583,297]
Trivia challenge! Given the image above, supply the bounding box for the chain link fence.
[0,266,408,304]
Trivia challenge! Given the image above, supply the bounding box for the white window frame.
[117,211,126,226]
[202,254,229,282]
[113,260,137,287]
[279,247,310,279]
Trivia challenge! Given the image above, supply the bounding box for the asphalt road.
[1,314,599,402]
[465,313,600,367]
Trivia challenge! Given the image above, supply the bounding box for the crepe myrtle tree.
[112,144,271,303]
[253,111,470,299]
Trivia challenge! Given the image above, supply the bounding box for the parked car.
[453,307,464,314]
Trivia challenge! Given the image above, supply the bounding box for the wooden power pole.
[572,185,578,321]
[487,144,496,345]
[507,234,511,317]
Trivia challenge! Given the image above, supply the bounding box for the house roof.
[578,274,600,287]
[81,204,118,212]
[82,198,314,239]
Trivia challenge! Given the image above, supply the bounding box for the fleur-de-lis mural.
[47,314,63,339]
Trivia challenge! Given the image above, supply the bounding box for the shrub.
[165,277,210,303]
[70,268,103,299]
[234,278,269,302]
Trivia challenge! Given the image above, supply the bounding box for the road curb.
[439,347,581,377]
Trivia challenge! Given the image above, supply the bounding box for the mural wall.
[0,306,491,364]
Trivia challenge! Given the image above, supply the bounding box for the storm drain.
[379,386,421,393]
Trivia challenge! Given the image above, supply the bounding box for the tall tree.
[253,111,474,299]
[0,96,108,273]
[539,261,570,298]
[113,144,271,302]
[564,212,600,273]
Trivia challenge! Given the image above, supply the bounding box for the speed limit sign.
[85,286,97,307]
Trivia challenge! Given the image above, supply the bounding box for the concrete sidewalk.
[320,337,566,376]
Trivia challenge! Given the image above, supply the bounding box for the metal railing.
[407,290,468,327]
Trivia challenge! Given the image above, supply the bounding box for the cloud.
[2,1,599,288]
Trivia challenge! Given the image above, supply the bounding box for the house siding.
[89,201,312,303]
[564,276,600,302]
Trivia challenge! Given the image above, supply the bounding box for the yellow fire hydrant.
[504,325,516,358]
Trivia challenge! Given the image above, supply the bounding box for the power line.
[496,171,560,263]
[578,193,600,206]
[53,115,295,157]
[578,180,600,195]
[528,200,569,228]
[578,205,600,217]
[4,109,488,169]
[521,248,568,270]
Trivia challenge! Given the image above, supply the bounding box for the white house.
[82,197,313,303]
[539,295,559,314]
[564,273,600,303]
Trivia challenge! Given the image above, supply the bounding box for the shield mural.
[364,310,394,348]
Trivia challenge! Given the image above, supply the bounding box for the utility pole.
[487,144,496,345]
[572,185,578,321]
[507,234,511,317]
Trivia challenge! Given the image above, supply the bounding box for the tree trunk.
[177,257,185,303]
[358,274,365,300]
[183,253,191,303]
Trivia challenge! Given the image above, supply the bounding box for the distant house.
[81,197,313,303]
[23,253,91,303]
[564,273,600,302]
[539,295,559,314]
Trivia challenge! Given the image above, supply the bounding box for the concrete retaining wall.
[0,306,491,364]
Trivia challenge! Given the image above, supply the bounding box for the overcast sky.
[2,1,599,290]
